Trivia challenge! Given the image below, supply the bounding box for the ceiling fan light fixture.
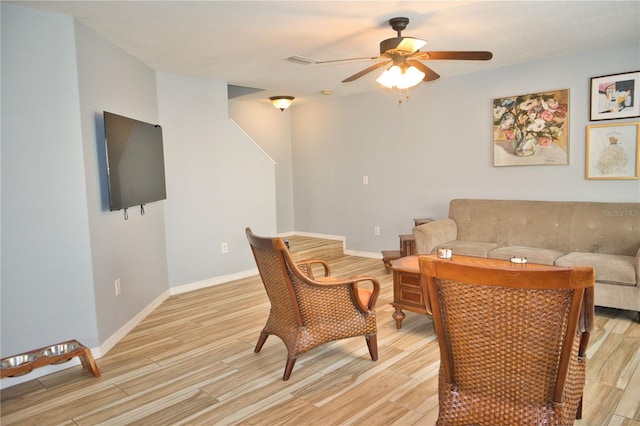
[399,37,427,53]
[376,65,400,88]
[380,37,428,55]
[376,65,425,89]
[269,96,294,111]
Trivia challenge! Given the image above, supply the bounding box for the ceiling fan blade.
[407,60,440,82]
[288,55,379,65]
[314,56,380,64]
[413,51,493,61]
[342,61,391,83]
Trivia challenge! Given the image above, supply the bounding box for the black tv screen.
[103,111,167,211]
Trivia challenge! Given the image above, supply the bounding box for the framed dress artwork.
[586,122,639,179]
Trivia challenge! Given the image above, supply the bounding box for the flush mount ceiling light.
[269,96,294,111]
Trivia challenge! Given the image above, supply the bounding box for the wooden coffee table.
[391,255,430,329]
[390,254,557,329]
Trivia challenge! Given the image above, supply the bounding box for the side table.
[380,218,433,272]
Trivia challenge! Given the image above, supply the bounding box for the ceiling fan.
[316,17,493,87]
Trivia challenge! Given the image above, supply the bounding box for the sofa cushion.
[448,199,640,256]
[488,246,566,265]
[555,252,637,286]
[434,241,499,258]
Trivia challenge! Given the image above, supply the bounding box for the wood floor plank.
[2,385,127,425]
[1,248,639,425]
[0,378,45,402]
[240,396,321,425]
[615,353,640,420]
[304,369,409,424]
[391,374,440,415]
[608,414,640,426]
[131,389,220,426]
[582,381,625,425]
[74,364,232,425]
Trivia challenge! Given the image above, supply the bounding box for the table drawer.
[394,270,425,308]
[399,286,424,305]
[398,272,420,287]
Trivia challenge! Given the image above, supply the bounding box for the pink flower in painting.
[553,104,568,118]
[538,136,552,147]
[540,110,555,121]
[503,129,515,140]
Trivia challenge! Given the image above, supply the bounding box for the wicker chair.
[419,255,595,425]
[246,228,380,381]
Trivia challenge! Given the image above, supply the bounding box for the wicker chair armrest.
[581,286,595,333]
[307,275,380,312]
[349,276,381,311]
[578,285,595,357]
[296,259,331,279]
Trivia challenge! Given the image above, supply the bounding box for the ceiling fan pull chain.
[396,88,412,107]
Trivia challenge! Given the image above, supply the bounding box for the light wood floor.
[2,242,639,425]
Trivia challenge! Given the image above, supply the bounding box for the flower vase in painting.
[513,130,537,157]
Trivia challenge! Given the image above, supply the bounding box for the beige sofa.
[413,199,640,318]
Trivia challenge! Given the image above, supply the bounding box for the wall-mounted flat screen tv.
[104,111,167,211]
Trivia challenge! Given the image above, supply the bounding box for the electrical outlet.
[374,226,380,236]
[221,242,229,253]
[362,175,369,185]
[115,278,121,296]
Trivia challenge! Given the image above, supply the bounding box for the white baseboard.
[291,231,380,259]
[169,269,258,295]
[292,231,345,250]
[344,249,382,259]
[97,289,172,356]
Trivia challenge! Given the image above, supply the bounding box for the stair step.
[286,235,344,261]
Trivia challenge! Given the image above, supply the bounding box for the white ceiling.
[13,1,640,105]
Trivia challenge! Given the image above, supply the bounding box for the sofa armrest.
[412,218,457,254]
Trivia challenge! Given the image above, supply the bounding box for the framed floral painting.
[586,122,639,180]
[590,71,640,121]
[493,89,569,167]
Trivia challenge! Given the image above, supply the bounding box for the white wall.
[158,73,277,288]
[229,100,294,233]
[1,3,278,380]
[1,4,98,353]
[291,43,640,253]
[74,21,170,344]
